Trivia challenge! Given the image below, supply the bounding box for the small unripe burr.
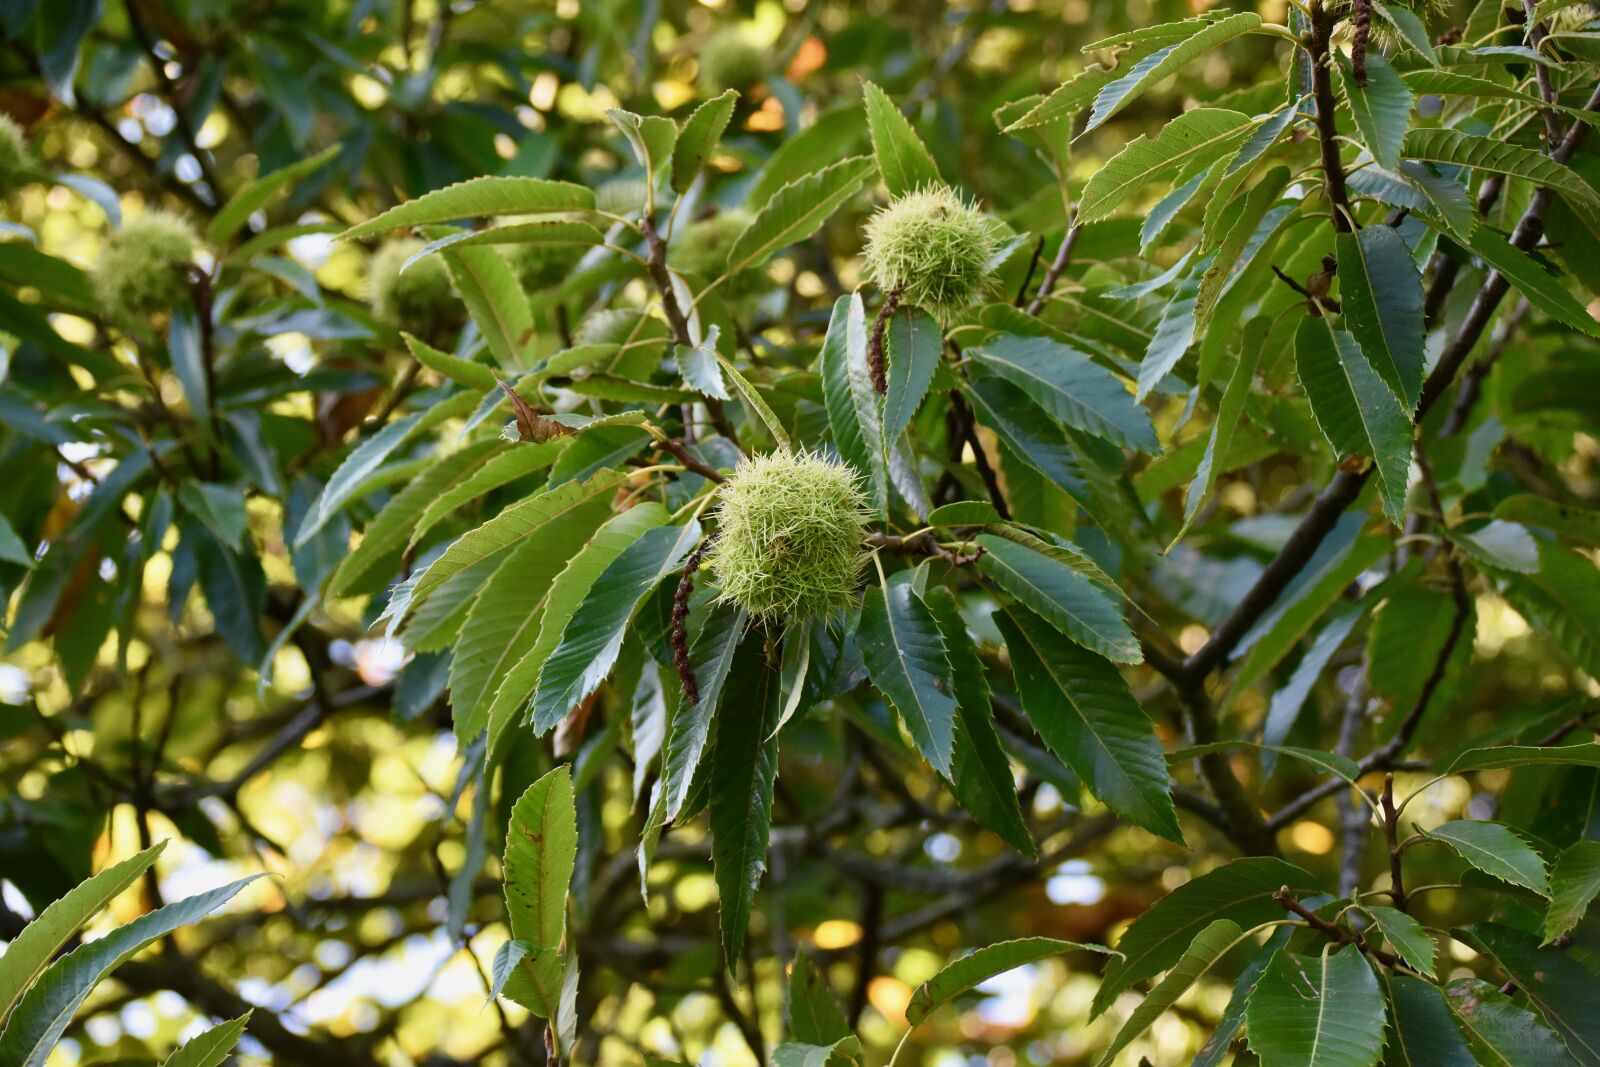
[368,238,455,329]
[91,212,199,327]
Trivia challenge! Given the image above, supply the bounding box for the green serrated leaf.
[716,354,792,450]
[970,334,1156,453]
[1402,129,1600,216]
[1363,906,1437,978]
[1337,52,1412,173]
[978,536,1140,663]
[0,876,262,1067]
[1382,973,1472,1067]
[1194,165,1291,331]
[531,521,700,732]
[1294,316,1412,526]
[906,937,1109,1025]
[1093,857,1319,1016]
[673,90,739,194]
[787,950,850,1046]
[708,632,779,966]
[882,306,941,445]
[1175,327,1263,547]
[608,108,677,175]
[1097,919,1250,1067]
[208,143,340,245]
[1375,3,1439,64]
[0,843,165,1026]
[339,176,596,241]
[862,81,942,196]
[1544,840,1600,945]
[1079,108,1257,223]
[402,332,500,390]
[994,603,1180,842]
[1463,225,1600,339]
[1495,542,1600,680]
[1422,820,1549,896]
[504,765,576,951]
[1445,978,1577,1067]
[446,479,615,746]
[406,469,624,618]
[1085,13,1263,131]
[819,293,887,515]
[1459,924,1600,1063]
[403,220,605,271]
[659,603,746,824]
[1337,224,1426,412]
[860,569,959,778]
[1367,582,1468,714]
[478,503,669,746]
[328,440,501,599]
[411,441,566,548]
[724,156,874,276]
[437,241,535,370]
[925,586,1034,856]
[293,411,425,550]
[1246,945,1387,1067]
[159,1012,252,1067]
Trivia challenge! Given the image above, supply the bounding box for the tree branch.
[1308,0,1354,232]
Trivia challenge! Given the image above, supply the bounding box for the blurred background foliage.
[0,0,1596,1065]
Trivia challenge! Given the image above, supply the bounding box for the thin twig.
[946,388,1010,520]
[867,530,983,567]
[1024,217,1080,316]
[1014,235,1046,307]
[1308,0,1355,232]
[1381,775,1407,911]
[1273,888,1404,968]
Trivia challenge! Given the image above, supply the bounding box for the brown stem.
[1014,234,1045,307]
[1520,0,1563,149]
[1533,706,1600,747]
[946,388,1011,520]
[1381,775,1407,912]
[1181,681,1279,856]
[1308,0,1355,232]
[867,530,983,567]
[1274,888,1404,969]
[658,438,726,484]
[1188,82,1600,686]
[1024,217,1080,316]
[641,216,694,347]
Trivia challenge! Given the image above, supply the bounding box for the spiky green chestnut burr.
[368,238,456,328]
[505,240,582,292]
[698,29,766,95]
[706,450,870,622]
[668,210,762,297]
[861,184,999,325]
[91,212,198,327]
[594,178,649,217]
[0,115,37,197]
